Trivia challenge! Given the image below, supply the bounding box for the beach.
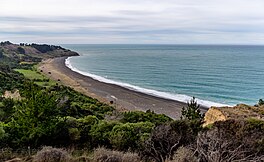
[39,57,207,119]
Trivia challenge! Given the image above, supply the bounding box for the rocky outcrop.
[204,104,264,126]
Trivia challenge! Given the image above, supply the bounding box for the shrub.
[6,83,60,147]
[33,146,72,162]
[196,119,264,162]
[90,121,120,147]
[142,120,201,162]
[109,122,154,151]
[93,147,141,162]
[0,122,7,140]
[68,128,81,141]
[167,146,198,162]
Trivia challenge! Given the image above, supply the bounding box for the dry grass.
[166,146,198,162]
[33,146,72,162]
[0,148,34,162]
[2,147,141,162]
[93,147,141,162]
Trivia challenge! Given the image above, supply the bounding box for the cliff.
[204,104,264,126]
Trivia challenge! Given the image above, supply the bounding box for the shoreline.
[39,57,208,119]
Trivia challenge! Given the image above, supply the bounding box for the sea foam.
[65,57,230,108]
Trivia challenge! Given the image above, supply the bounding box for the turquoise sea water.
[62,44,264,107]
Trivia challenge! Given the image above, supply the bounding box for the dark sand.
[39,57,208,119]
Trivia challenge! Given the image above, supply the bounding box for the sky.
[1,0,264,44]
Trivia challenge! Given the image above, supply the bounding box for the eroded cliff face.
[204,104,264,126]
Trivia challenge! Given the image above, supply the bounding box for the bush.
[93,147,141,162]
[90,121,120,147]
[142,120,201,162]
[0,123,7,140]
[6,83,60,147]
[33,146,71,162]
[167,146,198,162]
[109,122,154,151]
[196,119,264,162]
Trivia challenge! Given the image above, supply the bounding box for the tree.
[181,97,204,121]
[258,99,264,106]
[6,82,60,147]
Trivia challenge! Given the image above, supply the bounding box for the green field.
[15,69,56,87]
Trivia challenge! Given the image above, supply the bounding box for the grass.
[15,69,45,80]
[15,69,56,87]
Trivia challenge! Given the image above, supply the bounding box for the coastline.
[39,57,208,119]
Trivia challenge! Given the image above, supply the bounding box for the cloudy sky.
[1,0,264,44]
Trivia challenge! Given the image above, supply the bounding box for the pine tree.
[181,97,204,121]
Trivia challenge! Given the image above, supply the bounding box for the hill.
[0,41,78,67]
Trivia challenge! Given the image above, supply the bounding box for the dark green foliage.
[0,64,25,94]
[54,85,114,118]
[181,97,204,121]
[0,41,12,46]
[90,121,120,147]
[110,122,154,151]
[6,83,60,147]
[30,43,64,53]
[52,115,100,146]
[77,115,99,144]
[0,48,3,58]
[258,99,264,106]
[0,123,7,140]
[0,98,16,122]
[89,121,154,151]
[121,110,172,125]
[17,47,25,54]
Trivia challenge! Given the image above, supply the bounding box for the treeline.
[29,43,65,53]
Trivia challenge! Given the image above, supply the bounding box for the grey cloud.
[1,0,264,44]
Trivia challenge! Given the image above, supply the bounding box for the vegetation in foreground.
[0,41,263,162]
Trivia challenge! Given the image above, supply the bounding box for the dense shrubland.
[0,42,263,162]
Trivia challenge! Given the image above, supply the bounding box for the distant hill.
[0,41,79,63]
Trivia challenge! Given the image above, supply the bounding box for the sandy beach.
[39,57,207,119]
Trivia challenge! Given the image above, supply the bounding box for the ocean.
[62,44,264,107]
